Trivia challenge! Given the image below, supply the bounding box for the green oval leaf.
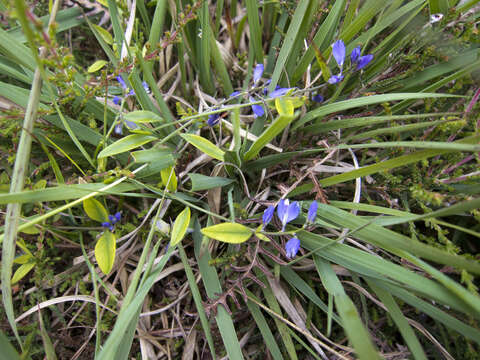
[92,24,113,44]
[181,134,225,161]
[201,222,252,244]
[95,231,116,274]
[88,60,108,73]
[11,261,35,284]
[275,97,294,116]
[189,173,235,191]
[98,134,157,158]
[170,207,191,246]
[83,198,109,222]
[160,165,178,192]
[124,110,163,124]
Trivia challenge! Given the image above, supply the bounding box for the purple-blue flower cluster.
[261,200,318,258]
[113,76,151,135]
[207,63,295,126]
[102,212,121,232]
[328,40,373,84]
[113,76,150,105]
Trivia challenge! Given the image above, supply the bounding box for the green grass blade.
[335,141,480,152]
[0,330,21,360]
[1,64,43,350]
[373,279,480,344]
[178,243,217,359]
[244,114,295,161]
[279,265,342,324]
[314,135,480,188]
[313,204,480,274]
[429,0,449,14]
[367,281,428,360]
[106,0,125,55]
[401,253,480,316]
[314,257,381,360]
[268,0,310,91]
[298,231,480,317]
[245,0,263,64]
[193,220,244,360]
[295,93,458,131]
[197,1,214,93]
[245,290,284,360]
[291,0,346,85]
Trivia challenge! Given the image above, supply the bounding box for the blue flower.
[117,75,127,89]
[102,211,121,232]
[350,46,361,63]
[250,97,265,118]
[113,77,150,104]
[113,96,122,105]
[268,87,292,98]
[328,74,344,84]
[307,201,318,224]
[350,46,374,70]
[207,112,221,126]
[277,199,300,232]
[312,94,324,103]
[142,81,151,94]
[230,91,241,98]
[253,64,264,84]
[329,40,346,84]
[332,40,346,69]
[355,54,373,70]
[114,123,123,135]
[262,205,275,228]
[285,237,300,258]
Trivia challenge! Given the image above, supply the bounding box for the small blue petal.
[207,113,220,126]
[262,205,275,227]
[253,64,264,84]
[268,87,292,98]
[108,214,116,223]
[351,46,361,63]
[312,94,324,103]
[142,81,151,93]
[250,97,264,118]
[114,212,121,222]
[113,96,122,105]
[230,91,241,98]
[116,75,127,89]
[114,123,123,135]
[277,199,300,231]
[285,201,300,224]
[285,237,300,258]
[127,89,135,96]
[332,40,346,68]
[125,120,139,130]
[307,201,318,223]
[101,221,111,228]
[356,54,373,70]
[328,74,344,84]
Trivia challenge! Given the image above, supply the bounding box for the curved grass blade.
[294,93,458,131]
[367,281,428,360]
[314,257,381,360]
[193,220,244,360]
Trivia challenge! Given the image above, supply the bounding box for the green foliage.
[1,0,480,359]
